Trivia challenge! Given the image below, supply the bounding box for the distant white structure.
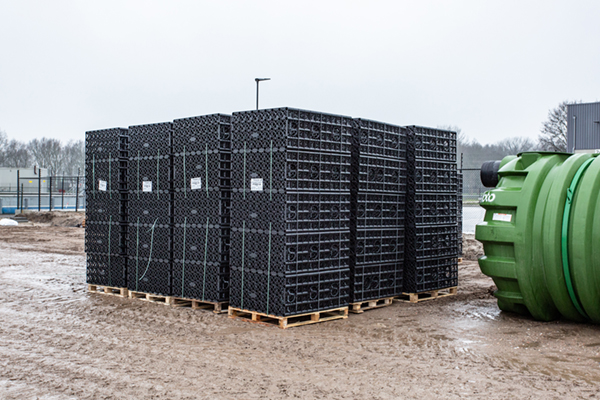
[0,167,49,193]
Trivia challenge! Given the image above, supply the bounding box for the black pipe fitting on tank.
[480,160,502,188]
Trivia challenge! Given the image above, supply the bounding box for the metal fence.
[0,175,87,213]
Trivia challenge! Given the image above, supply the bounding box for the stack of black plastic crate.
[405,126,459,293]
[85,128,129,288]
[457,171,463,258]
[171,114,231,303]
[229,108,351,316]
[349,119,406,303]
[127,122,173,296]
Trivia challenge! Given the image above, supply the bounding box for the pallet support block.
[128,290,172,305]
[395,287,458,303]
[349,297,394,313]
[228,307,349,329]
[88,284,128,298]
[170,297,229,314]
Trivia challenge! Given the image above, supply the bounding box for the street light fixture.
[255,78,271,110]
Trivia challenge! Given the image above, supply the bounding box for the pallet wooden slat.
[170,297,228,314]
[395,287,458,303]
[228,307,348,329]
[349,297,394,313]
[128,290,172,305]
[88,284,128,298]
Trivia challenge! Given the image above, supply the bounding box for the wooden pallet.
[349,297,394,313]
[170,297,228,314]
[395,287,458,304]
[228,307,348,329]
[128,290,171,305]
[88,284,128,298]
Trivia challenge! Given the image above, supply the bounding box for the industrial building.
[567,101,600,153]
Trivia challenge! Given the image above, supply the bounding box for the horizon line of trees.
[0,132,84,176]
[445,100,574,169]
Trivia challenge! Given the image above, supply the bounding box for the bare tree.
[496,136,538,155]
[28,138,65,174]
[0,129,8,166]
[62,140,84,175]
[538,100,580,152]
[4,140,31,167]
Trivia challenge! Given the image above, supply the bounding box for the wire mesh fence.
[4,175,87,213]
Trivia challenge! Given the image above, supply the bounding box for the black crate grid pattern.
[126,123,173,296]
[349,120,407,302]
[85,128,129,288]
[231,107,353,154]
[171,115,232,302]
[404,126,460,293]
[229,108,351,316]
[457,172,463,256]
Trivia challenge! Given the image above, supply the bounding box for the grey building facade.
[567,102,600,153]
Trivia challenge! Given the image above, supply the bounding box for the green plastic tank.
[476,151,600,323]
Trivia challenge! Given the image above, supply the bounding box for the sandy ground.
[22,211,86,228]
[1,226,600,399]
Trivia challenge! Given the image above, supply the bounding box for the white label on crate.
[98,180,107,191]
[142,181,153,192]
[190,177,202,190]
[492,213,512,222]
[250,178,263,191]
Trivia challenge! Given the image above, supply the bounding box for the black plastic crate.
[85,128,128,201]
[172,113,231,150]
[85,218,123,256]
[232,108,353,154]
[128,153,172,198]
[172,259,229,302]
[230,148,351,195]
[351,192,405,229]
[127,199,171,218]
[403,255,458,293]
[173,198,226,219]
[126,216,172,262]
[414,193,459,226]
[349,261,403,303]
[231,192,350,233]
[128,122,172,153]
[230,228,350,275]
[229,268,350,316]
[350,228,404,265]
[127,257,172,296]
[172,148,229,200]
[352,155,406,193]
[457,172,463,256]
[414,160,458,193]
[86,253,127,288]
[406,126,457,162]
[412,224,459,258]
[352,118,407,159]
[172,214,229,263]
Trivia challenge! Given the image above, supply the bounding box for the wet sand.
[1,226,599,399]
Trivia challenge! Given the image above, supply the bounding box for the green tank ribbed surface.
[476,152,600,323]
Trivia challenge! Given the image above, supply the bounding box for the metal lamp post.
[255,78,271,110]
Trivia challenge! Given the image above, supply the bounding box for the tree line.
[449,100,573,169]
[0,132,84,176]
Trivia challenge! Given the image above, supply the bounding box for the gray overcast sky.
[1,1,599,144]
